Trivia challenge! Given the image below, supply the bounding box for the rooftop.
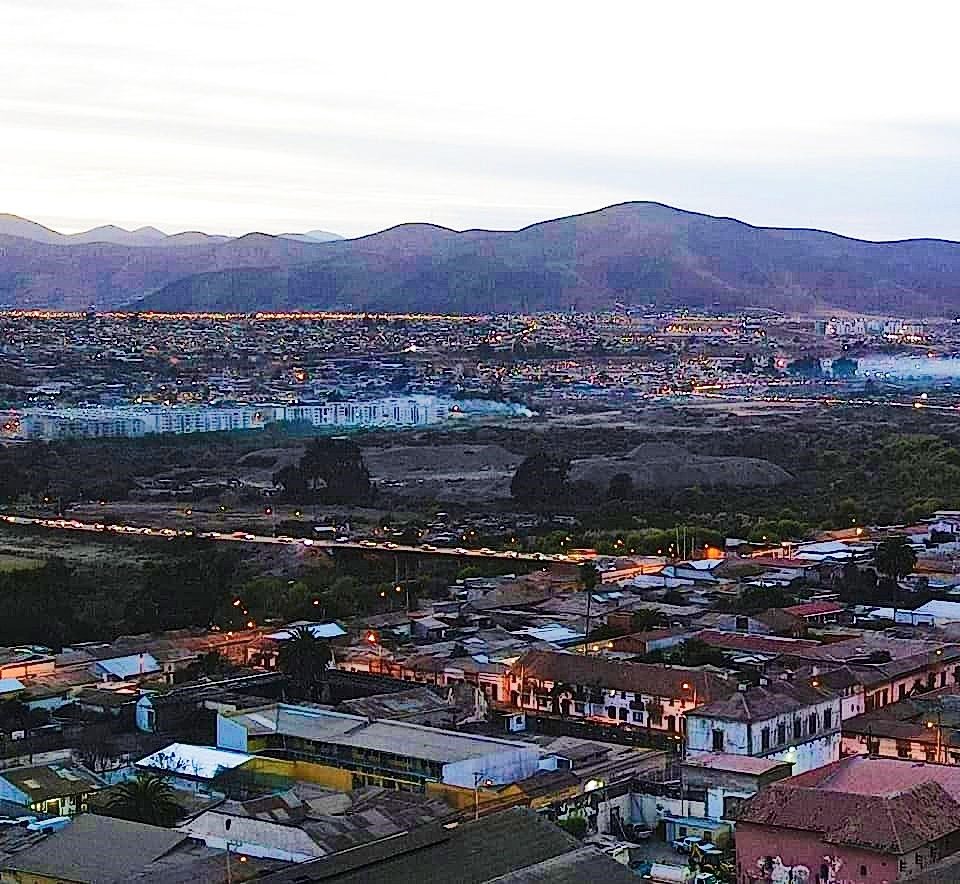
[688,680,835,723]
[513,649,733,703]
[136,742,254,780]
[224,704,536,767]
[0,761,106,801]
[256,806,639,884]
[736,758,960,855]
[681,752,794,776]
[2,813,188,883]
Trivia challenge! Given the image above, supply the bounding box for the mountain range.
[2,203,960,315]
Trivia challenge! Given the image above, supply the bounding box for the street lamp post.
[926,708,944,764]
[473,772,494,821]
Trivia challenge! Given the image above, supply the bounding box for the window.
[899,684,906,700]
[925,745,938,762]
[607,706,617,719]
[942,672,948,687]
[760,727,770,751]
[793,718,802,740]
[777,722,786,744]
[618,707,627,721]
[712,729,724,752]
[897,740,912,758]
[574,703,585,714]
[808,713,818,734]
[632,711,641,722]
[823,708,832,730]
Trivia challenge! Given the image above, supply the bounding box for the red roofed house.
[509,649,735,737]
[734,755,960,883]
[783,601,845,625]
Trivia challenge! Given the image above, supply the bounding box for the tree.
[876,534,917,582]
[277,626,332,700]
[273,437,372,504]
[606,472,636,501]
[510,450,571,507]
[104,774,182,826]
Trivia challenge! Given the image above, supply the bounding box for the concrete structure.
[216,703,541,790]
[681,753,793,821]
[685,680,841,775]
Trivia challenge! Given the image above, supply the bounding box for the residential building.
[508,649,735,736]
[0,761,107,817]
[734,756,960,883]
[685,679,841,774]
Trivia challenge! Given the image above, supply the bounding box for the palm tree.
[105,774,181,826]
[277,625,331,699]
[580,562,600,655]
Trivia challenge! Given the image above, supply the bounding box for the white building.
[685,680,841,775]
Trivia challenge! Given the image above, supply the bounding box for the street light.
[473,772,495,821]
[926,708,944,764]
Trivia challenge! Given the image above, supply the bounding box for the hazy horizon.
[6,1,960,241]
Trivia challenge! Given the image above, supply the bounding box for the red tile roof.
[512,650,734,703]
[736,779,960,854]
[695,630,821,656]
[783,602,845,618]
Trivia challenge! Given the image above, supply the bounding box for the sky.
[3,0,960,241]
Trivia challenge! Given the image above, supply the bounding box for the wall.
[216,715,250,752]
[442,744,541,788]
[735,821,897,883]
[239,756,353,792]
[686,716,749,755]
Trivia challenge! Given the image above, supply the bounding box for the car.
[359,540,377,548]
[383,542,398,549]
[480,547,496,555]
[673,836,704,854]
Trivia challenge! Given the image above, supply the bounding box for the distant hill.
[4,202,960,314]
[140,203,960,316]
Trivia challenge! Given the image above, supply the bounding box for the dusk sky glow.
[4,0,960,240]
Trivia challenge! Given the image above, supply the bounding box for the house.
[685,679,842,774]
[248,622,348,669]
[216,703,542,791]
[0,812,268,883]
[508,649,734,736]
[842,688,960,765]
[254,806,641,884]
[902,600,960,626]
[0,761,107,817]
[135,742,254,794]
[782,601,844,625]
[734,755,960,883]
[90,652,160,682]
[680,752,793,821]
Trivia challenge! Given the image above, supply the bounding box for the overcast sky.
[4,0,959,240]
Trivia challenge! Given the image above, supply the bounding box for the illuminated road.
[0,514,574,564]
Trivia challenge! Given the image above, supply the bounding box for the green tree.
[104,774,182,827]
[510,450,571,507]
[277,626,332,700]
[876,534,917,582]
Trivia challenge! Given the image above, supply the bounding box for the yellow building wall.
[240,756,354,792]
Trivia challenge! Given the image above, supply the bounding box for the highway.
[0,514,575,564]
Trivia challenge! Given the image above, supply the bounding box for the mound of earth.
[571,442,792,491]
[364,443,524,502]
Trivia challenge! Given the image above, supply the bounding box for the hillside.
[4,202,960,313]
[137,202,960,316]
